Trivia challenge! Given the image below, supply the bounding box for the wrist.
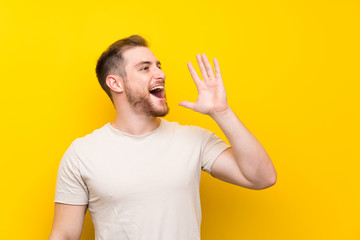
[209,105,232,121]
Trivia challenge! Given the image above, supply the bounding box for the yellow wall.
[1,0,359,239]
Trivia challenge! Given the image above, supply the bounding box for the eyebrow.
[134,61,161,68]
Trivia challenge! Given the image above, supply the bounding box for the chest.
[81,141,202,204]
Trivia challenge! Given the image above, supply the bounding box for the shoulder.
[160,119,213,138]
[71,123,110,153]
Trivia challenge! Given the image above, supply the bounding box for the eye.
[140,66,149,71]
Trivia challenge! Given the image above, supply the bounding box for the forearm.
[181,53,276,187]
[211,107,277,187]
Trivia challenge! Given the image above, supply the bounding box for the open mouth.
[149,85,165,99]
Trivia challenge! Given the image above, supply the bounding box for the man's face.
[121,46,169,117]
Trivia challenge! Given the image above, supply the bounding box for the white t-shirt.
[54,119,230,240]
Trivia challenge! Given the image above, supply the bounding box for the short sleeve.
[200,129,231,174]
[54,141,89,205]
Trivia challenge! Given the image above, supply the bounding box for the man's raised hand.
[179,53,229,117]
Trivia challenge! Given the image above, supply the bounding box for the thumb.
[179,101,196,111]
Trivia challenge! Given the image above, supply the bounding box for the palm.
[179,54,229,117]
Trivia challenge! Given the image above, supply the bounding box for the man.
[49,35,276,240]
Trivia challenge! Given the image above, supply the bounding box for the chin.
[151,105,169,117]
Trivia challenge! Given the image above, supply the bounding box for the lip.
[149,84,165,91]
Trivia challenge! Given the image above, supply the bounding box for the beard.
[123,81,169,117]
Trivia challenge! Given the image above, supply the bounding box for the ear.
[106,75,124,93]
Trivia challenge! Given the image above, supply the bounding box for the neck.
[111,112,161,135]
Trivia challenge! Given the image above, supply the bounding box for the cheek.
[128,83,150,96]
[125,73,151,92]
[129,72,149,84]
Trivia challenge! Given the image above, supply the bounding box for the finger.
[179,101,197,111]
[202,54,215,80]
[196,53,209,81]
[187,62,202,87]
[213,58,222,79]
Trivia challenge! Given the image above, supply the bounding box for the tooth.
[150,86,164,91]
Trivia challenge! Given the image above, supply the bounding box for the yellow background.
[1,0,359,239]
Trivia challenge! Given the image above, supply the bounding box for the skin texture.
[49,48,277,239]
[121,52,169,117]
[180,54,277,190]
[106,47,169,135]
[49,203,87,240]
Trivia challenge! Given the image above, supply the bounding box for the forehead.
[123,46,158,67]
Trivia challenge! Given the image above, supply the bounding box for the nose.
[154,66,166,80]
